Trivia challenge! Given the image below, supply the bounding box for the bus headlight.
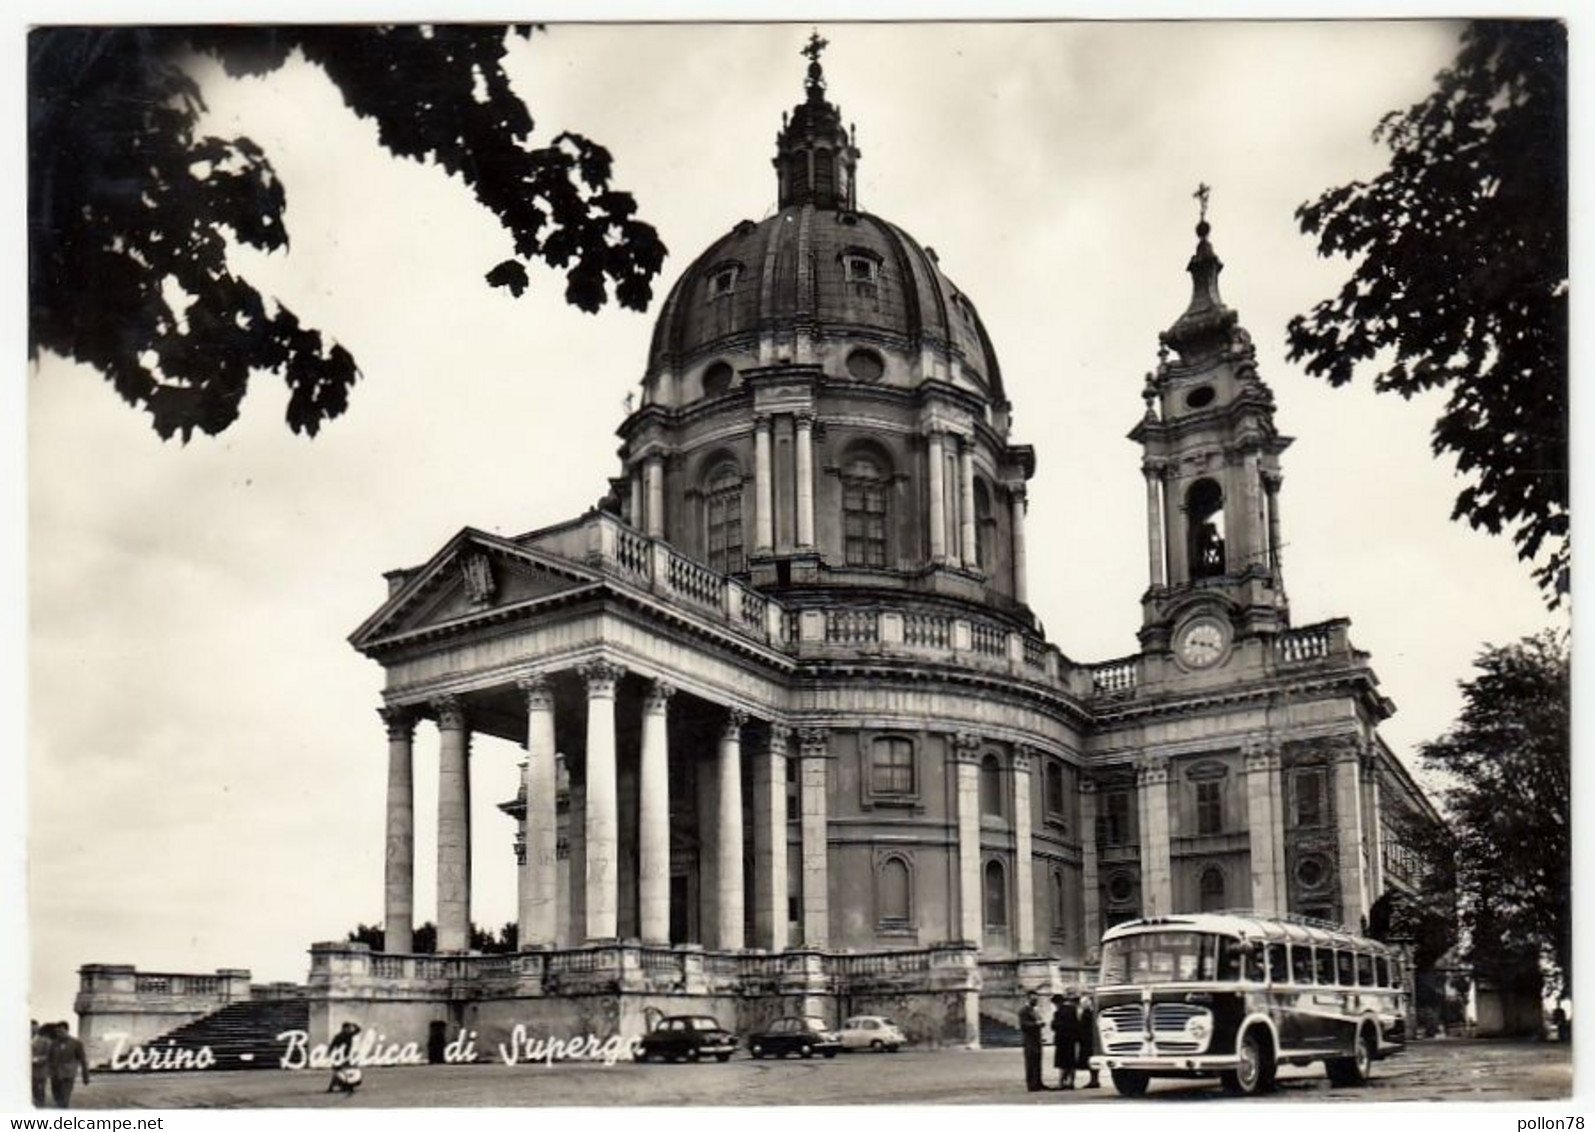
[1186,1017,1210,1041]
[1099,1018,1117,1034]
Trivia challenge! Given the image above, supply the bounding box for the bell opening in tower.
[1187,478,1226,579]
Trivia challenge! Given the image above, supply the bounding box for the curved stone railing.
[1090,656,1139,697]
[1276,619,1350,665]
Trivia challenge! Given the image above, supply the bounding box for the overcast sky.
[21,20,1569,1040]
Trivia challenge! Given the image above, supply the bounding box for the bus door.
[1270,943,1308,1050]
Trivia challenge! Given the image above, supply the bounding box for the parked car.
[635,1015,738,1063]
[839,1015,906,1052]
[748,1016,842,1059]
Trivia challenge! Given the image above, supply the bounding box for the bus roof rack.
[1209,908,1356,934]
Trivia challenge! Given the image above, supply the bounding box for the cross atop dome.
[774,28,859,210]
[802,29,830,96]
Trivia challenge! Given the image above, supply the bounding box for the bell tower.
[773,31,860,211]
[1131,189,1292,663]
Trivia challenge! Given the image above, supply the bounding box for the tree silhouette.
[1419,631,1569,995]
[1287,20,1568,605]
[29,25,667,442]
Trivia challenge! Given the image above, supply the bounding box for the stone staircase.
[125,998,309,1071]
[978,1011,1027,1049]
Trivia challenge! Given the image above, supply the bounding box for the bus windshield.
[1099,931,1239,985]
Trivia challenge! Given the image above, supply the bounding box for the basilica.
[76,40,1442,1061]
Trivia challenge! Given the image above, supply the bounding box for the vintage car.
[838,1015,906,1052]
[634,1015,738,1063]
[748,1016,842,1059]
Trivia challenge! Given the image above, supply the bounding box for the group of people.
[1018,989,1100,1093]
[30,1021,91,1108]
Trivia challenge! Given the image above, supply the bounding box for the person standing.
[326,1022,363,1095]
[46,1022,90,1109]
[1051,994,1079,1089]
[30,1021,51,1107]
[1018,990,1045,1092]
[1077,992,1101,1089]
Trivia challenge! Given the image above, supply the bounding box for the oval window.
[1296,856,1326,891]
[1106,872,1134,904]
[703,362,734,398]
[846,349,885,382]
[1185,385,1216,409]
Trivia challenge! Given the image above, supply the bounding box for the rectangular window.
[1045,763,1066,818]
[1337,950,1355,986]
[1357,953,1376,987]
[1099,791,1131,846]
[1375,956,1390,988]
[843,479,887,567]
[870,738,915,796]
[706,486,744,574]
[1196,780,1222,835]
[1292,945,1315,984]
[1267,943,1290,984]
[1315,948,1336,986]
[1295,767,1327,828]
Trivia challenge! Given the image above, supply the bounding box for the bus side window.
[1336,950,1355,986]
[1268,943,1289,984]
[1375,956,1390,987]
[1315,947,1335,985]
[1357,953,1375,986]
[1292,945,1315,984]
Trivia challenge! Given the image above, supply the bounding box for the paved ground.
[69,1039,1570,1109]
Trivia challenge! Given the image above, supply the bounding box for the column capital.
[796,727,829,757]
[579,660,625,698]
[431,694,467,732]
[768,721,793,752]
[1142,457,1171,479]
[1261,468,1285,493]
[1078,775,1099,796]
[1326,733,1364,763]
[794,411,815,429]
[722,708,749,740]
[517,672,556,711]
[753,412,774,431]
[643,679,676,714]
[378,705,417,741]
[952,731,984,763]
[1012,745,1035,774]
[1137,756,1171,787]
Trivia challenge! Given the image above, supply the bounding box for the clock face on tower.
[1177,620,1228,668]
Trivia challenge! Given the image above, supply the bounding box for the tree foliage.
[1287,20,1568,604]
[1418,631,1569,994]
[348,920,517,954]
[29,25,667,442]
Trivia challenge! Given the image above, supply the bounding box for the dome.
[644,207,1006,406]
[640,38,1004,410]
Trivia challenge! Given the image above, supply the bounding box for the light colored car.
[839,1015,906,1052]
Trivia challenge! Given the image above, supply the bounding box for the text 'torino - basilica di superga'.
[76,36,1442,1060]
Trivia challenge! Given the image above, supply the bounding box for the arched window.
[704,462,744,574]
[879,856,911,928]
[980,754,1004,818]
[841,452,889,567]
[974,479,993,570]
[984,859,1008,928]
[1199,866,1226,913]
[1187,478,1226,579]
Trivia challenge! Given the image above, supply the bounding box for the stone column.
[795,414,815,550]
[433,695,472,953]
[379,706,416,954]
[1263,469,1286,588]
[1361,749,1385,899]
[1334,740,1368,928]
[1012,746,1036,955]
[1079,778,1101,954]
[958,437,978,568]
[629,471,644,530]
[1243,450,1266,568]
[581,661,624,941]
[519,675,559,947]
[1144,461,1167,588]
[754,415,774,553]
[716,709,749,949]
[927,430,947,562]
[753,723,791,951]
[1009,485,1029,604]
[638,680,674,945]
[645,455,665,539]
[1244,740,1281,913]
[953,733,984,946]
[1137,757,1172,917]
[797,728,830,947]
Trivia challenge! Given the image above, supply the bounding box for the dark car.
[635,1015,738,1063]
[748,1016,842,1059]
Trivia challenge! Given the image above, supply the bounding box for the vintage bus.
[1088,912,1408,1097]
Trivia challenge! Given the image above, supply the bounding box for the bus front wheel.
[1221,1027,1277,1096]
[1111,1069,1150,1097]
[1327,1026,1374,1088]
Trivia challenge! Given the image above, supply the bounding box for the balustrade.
[1091,657,1139,696]
[970,622,1006,656]
[825,609,879,644]
[665,550,725,610]
[1277,623,1333,663]
[903,612,951,649]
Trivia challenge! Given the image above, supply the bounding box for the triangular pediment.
[349,527,600,651]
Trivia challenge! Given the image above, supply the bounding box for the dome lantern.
[774,31,860,211]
